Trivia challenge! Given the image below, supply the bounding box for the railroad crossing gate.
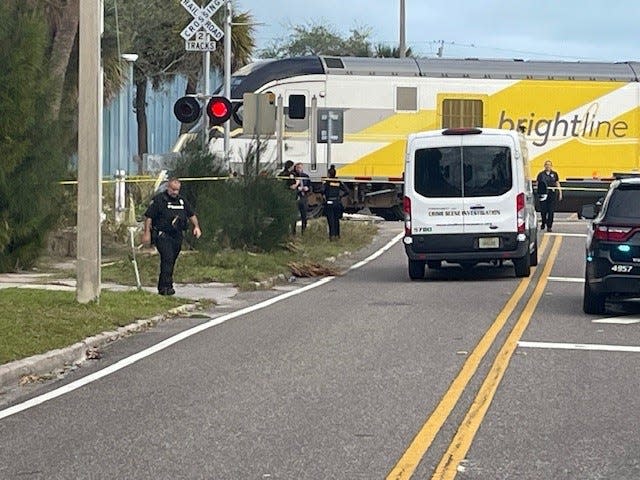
[180,0,224,51]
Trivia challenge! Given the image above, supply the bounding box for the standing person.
[293,162,311,234]
[322,165,349,241]
[278,160,297,235]
[278,160,295,185]
[142,178,201,295]
[536,160,563,232]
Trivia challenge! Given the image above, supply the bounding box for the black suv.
[581,177,640,314]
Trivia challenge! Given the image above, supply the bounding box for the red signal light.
[206,96,233,125]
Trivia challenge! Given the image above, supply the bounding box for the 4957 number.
[611,265,633,273]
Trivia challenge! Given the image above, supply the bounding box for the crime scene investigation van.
[402,127,538,280]
[182,56,640,219]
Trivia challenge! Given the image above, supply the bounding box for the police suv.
[403,127,538,280]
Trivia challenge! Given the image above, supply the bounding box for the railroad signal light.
[206,96,233,125]
[173,96,201,124]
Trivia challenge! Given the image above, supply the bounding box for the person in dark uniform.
[322,165,349,241]
[142,177,201,295]
[278,160,297,235]
[536,160,563,232]
[293,162,311,234]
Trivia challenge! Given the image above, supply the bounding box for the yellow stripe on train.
[337,80,640,180]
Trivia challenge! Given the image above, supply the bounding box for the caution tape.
[58,176,613,192]
[59,176,231,186]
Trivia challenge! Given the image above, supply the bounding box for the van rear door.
[409,133,518,236]
[409,135,466,235]
[458,133,517,236]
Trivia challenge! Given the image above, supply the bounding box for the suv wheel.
[513,254,531,277]
[408,260,425,280]
[583,273,606,315]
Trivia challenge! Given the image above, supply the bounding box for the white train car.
[205,56,640,218]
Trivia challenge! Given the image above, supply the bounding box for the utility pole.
[203,34,211,149]
[399,0,406,58]
[77,1,103,303]
[223,0,232,166]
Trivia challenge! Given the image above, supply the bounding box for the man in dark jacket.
[142,178,201,295]
[536,160,563,232]
[293,162,311,234]
[278,160,297,234]
[322,165,349,240]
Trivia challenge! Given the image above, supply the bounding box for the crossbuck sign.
[180,0,224,51]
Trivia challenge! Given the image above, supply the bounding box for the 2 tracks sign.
[180,0,224,51]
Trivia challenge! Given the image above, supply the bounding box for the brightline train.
[204,55,640,218]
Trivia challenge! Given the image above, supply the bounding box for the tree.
[7,1,257,173]
[258,22,373,58]
[0,2,68,271]
[172,139,296,252]
[108,0,256,172]
[374,43,414,58]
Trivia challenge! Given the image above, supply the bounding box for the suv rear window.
[605,188,640,218]
[414,146,512,198]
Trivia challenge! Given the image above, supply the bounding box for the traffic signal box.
[242,92,276,135]
[173,95,232,126]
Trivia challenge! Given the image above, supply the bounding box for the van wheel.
[408,260,425,280]
[427,260,442,269]
[583,274,606,314]
[530,239,538,267]
[513,254,530,277]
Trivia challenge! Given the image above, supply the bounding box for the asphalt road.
[1,218,639,479]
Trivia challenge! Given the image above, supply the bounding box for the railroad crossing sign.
[180,0,224,51]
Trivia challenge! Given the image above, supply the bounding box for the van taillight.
[516,192,525,234]
[594,225,633,241]
[403,196,411,236]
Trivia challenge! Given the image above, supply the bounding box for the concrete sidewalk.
[0,273,239,304]
[0,274,241,393]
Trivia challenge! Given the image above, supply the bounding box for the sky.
[235,0,640,62]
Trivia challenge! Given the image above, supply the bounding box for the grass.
[100,218,378,289]
[0,289,186,365]
[1,219,379,366]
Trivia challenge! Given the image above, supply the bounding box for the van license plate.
[479,237,499,249]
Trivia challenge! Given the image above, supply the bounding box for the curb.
[0,220,399,394]
[0,303,197,392]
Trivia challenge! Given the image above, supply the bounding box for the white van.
[403,127,538,280]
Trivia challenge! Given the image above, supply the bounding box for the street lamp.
[116,53,138,224]
[121,53,138,172]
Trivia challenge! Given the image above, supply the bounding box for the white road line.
[349,231,403,270]
[592,317,640,325]
[547,276,584,283]
[0,233,404,421]
[518,341,640,353]
[543,232,587,238]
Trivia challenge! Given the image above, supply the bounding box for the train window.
[288,94,306,119]
[325,57,344,69]
[396,86,417,111]
[442,99,483,128]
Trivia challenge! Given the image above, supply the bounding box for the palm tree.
[375,43,414,58]
[17,0,256,172]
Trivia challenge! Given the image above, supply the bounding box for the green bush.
[0,4,68,272]
[172,137,296,252]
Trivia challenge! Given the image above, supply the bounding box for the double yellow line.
[387,234,563,480]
